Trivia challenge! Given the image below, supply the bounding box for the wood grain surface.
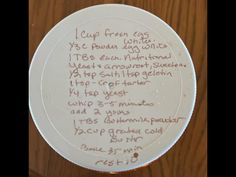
[29,0,207,177]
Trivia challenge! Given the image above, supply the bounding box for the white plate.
[29,4,196,173]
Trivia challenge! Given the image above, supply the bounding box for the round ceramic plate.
[29,4,196,173]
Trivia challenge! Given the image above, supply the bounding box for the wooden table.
[29,0,207,177]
